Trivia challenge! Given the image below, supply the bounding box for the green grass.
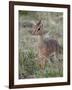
[19,49,39,79]
[19,49,63,79]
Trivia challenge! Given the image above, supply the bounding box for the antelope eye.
[37,28,40,31]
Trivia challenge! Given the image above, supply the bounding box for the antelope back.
[38,39,61,57]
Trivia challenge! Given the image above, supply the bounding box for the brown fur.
[32,20,62,70]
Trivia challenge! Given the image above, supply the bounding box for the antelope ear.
[37,20,41,25]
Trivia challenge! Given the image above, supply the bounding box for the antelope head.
[32,20,43,35]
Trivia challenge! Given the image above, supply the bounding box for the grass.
[19,48,39,79]
[19,11,63,79]
[19,48,63,79]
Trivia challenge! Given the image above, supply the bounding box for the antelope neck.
[38,34,44,45]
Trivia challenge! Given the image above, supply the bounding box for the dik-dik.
[32,20,62,70]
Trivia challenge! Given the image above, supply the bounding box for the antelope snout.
[32,31,35,35]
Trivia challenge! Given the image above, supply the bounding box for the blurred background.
[19,10,63,79]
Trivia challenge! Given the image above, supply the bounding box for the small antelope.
[32,20,62,70]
